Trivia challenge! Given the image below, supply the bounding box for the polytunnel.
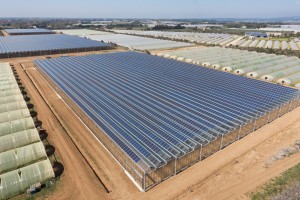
[0,89,21,98]
[222,55,280,72]
[0,94,24,105]
[234,57,298,75]
[170,55,177,60]
[261,65,300,81]
[211,54,260,69]
[0,84,20,92]
[177,57,185,61]
[0,129,40,153]
[273,41,280,49]
[249,40,259,47]
[0,142,47,174]
[237,39,246,46]
[0,109,31,124]
[282,41,288,50]
[289,41,299,51]
[265,40,273,48]
[0,101,27,113]
[0,159,55,200]
[247,60,300,78]
[240,40,252,47]
[257,40,266,48]
[0,117,35,137]
[277,73,300,85]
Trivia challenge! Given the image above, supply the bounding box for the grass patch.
[250,162,300,200]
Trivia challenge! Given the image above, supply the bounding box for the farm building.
[245,32,268,39]
[0,34,111,58]
[34,52,300,191]
[4,28,55,35]
[0,62,55,199]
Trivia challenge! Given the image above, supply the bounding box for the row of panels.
[0,34,112,58]
[34,51,300,174]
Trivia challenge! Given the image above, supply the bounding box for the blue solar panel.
[34,52,300,172]
[0,34,111,57]
[4,28,54,35]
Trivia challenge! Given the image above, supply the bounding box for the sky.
[1,0,300,19]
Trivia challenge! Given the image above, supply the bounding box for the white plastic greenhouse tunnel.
[0,62,57,200]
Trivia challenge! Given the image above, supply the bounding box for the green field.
[251,162,300,200]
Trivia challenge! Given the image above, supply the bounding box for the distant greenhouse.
[86,33,192,50]
[4,28,55,35]
[55,29,111,37]
[112,30,239,46]
[0,34,111,58]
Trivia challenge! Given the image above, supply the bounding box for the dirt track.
[3,52,300,200]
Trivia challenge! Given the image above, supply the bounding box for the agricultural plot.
[87,34,192,50]
[0,62,54,200]
[157,47,300,86]
[113,30,238,46]
[34,52,300,191]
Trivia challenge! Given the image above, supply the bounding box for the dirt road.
[3,53,300,200]
[11,55,113,200]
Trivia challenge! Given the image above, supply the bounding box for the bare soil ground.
[151,45,205,55]
[2,51,300,200]
[1,30,9,36]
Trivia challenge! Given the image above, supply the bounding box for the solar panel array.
[4,28,55,35]
[34,52,300,190]
[0,34,111,58]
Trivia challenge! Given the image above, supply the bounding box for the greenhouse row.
[235,38,299,51]
[55,29,111,37]
[157,47,300,86]
[55,29,193,50]
[4,28,55,35]
[86,34,192,50]
[113,30,239,46]
[0,62,55,200]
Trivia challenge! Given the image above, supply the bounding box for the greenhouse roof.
[34,52,300,172]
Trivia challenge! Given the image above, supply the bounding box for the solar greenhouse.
[158,47,300,85]
[4,28,55,35]
[0,62,55,199]
[0,34,111,58]
[34,52,300,191]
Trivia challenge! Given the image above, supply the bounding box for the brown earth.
[1,30,9,36]
[2,51,300,200]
